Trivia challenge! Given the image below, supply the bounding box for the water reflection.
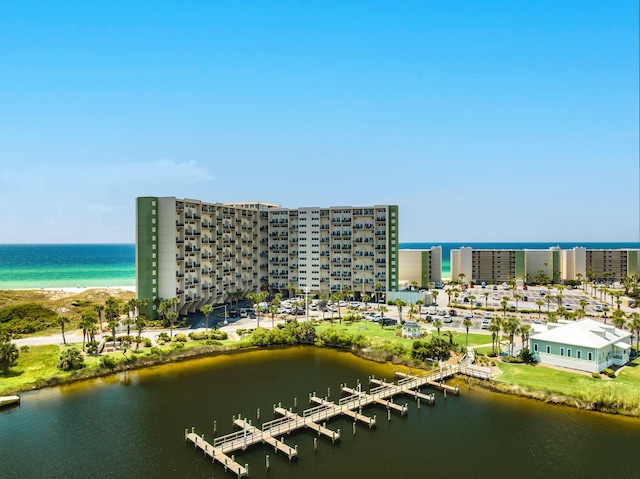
[1,346,639,479]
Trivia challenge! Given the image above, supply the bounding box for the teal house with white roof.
[529,319,631,373]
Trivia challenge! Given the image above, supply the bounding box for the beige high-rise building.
[136,197,399,318]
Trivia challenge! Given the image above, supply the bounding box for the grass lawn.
[1,344,63,394]
[314,320,493,349]
[496,358,640,402]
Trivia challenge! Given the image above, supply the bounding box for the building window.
[567,349,571,358]
[560,348,564,356]
[152,218,156,224]
[152,279,156,284]
[152,227,156,233]
[588,352,593,361]
[152,244,156,250]
[533,343,538,352]
[152,270,156,275]
[152,262,156,267]
[546,345,550,354]
[152,253,156,258]
[152,201,156,206]
[152,288,156,293]
[152,236,156,241]
[152,210,156,215]
[577,350,581,359]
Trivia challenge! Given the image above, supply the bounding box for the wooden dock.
[186,364,489,477]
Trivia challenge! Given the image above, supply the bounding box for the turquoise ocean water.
[0,242,638,289]
[0,244,135,289]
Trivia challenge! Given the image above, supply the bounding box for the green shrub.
[174,333,187,342]
[149,347,162,356]
[99,355,117,370]
[157,332,170,342]
[591,372,601,379]
[57,349,85,371]
[602,368,616,378]
[170,342,185,350]
[0,303,59,334]
[19,345,30,353]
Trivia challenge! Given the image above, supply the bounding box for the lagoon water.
[2,347,639,479]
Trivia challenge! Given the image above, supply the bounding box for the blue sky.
[1,1,638,243]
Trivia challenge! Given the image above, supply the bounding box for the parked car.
[443,315,452,323]
[484,312,492,319]
[565,304,573,310]
[381,318,397,326]
[464,312,473,319]
[492,285,498,290]
[438,309,446,316]
[448,309,457,316]
[593,304,603,312]
[248,311,256,319]
[522,285,528,290]
[481,319,490,329]
[540,290,546,296]
[523,296,528,302]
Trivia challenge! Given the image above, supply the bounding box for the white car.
[443,315,452,323]
[438,309,446,316]
[593,304,603,312]
[464,312,473,319]
[481,319,490,329]
[484,312,492,319]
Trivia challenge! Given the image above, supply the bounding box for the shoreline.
[4,338,639,419]
[5,285,136,293]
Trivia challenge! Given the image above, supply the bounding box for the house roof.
[403,321,420,329]
[530,318,632,349]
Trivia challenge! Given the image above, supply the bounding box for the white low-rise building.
[529,319,632,373]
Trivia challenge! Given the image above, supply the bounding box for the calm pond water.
[2,346,640,478]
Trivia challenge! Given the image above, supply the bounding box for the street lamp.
[304,287,310,322]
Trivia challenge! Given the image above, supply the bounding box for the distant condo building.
[450,246,640,284]
[398,247,442,287]
[136,197,398,318]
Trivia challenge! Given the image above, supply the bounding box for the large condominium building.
[136,197,398,318]
[398,247,442,287]
[450,246,640,284]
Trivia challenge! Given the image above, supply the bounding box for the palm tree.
[94,304,105,332]
[535,300,544,320]
[611,310,626,331]
[519,324,531,350]
[433,318,443,337]
[201,304,213,332]
[431,290,439,306]
[393,298,407,324]
[378,305,388,328]
[268,304,278,328]
[488,322,500,355]
[285,282,295,300]
[331,291,343,323]
[579,298,588,312]
[415,299,424,320]
[318,294,329,322]
[166,311,178,338]
[513,293,521,311]
[57,316,70,346]
[483,292,489,307]
[458,273,466,287]
[462,318,473,348]
[602,305,610,324]
[135,315,147,350]
[575,273,583,290]
[374,282,383,304]
[503,316,520,356]
[500,299,508,319]
[79,314,95,351]
[628,312,640,352]
[468,295,476,311]
[361,293,371,313]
